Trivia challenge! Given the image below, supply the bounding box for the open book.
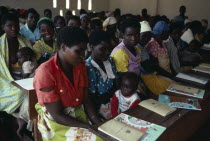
[98,118,145,141]
[98,113,166,141]
[193,66,210,74]
[176,73,208,85]
[158,94,201,111]
[12,78,34,90]
[139,99,176,117]
[167,83,205,99]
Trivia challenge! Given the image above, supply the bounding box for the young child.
[111,72,141,117]
[12,47,38,80]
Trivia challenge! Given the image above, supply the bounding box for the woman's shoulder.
[111,47,128,57]
[36,56,56,73]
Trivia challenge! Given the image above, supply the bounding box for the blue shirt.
[20,24,41,43]
[86,57,119,96]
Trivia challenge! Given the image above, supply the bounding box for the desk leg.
[33,117,42,141]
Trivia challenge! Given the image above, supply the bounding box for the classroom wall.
[158,0,210,23]
[108,0,158,16]
[108,0,210,24]
[0,0,109,17]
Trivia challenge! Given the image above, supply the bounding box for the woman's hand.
[45,100,90,129]
[83,88,103,125]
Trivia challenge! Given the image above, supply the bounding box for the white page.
[176,73,208,84]
[13,78,34,90]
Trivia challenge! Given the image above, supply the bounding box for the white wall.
[158,0,210,23]
[108,0,210,24]
[0,0,109,17]
[108,0,158,16]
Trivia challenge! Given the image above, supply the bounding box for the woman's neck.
[7,35,18,41]
[58,52,73,73]
[44,39,54,48]
[91,54,102,64]
[155,37,163,47]
[124,43,136,56]
[28,24,36,32]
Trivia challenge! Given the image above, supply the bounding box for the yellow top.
[33,38,57,61]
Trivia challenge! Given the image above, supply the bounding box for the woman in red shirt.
[33,27,102,141]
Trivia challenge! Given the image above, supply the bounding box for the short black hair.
[67,16,80,25]
[1,13,19,25]
[18,47,34,58]
[89,30,110,46]
[90,19,102,30]
[80,9,87,15]
[54,15,65,24]
[188,20,203,34]
[44,9,52,14]
[27,8,39,18]
[120,18,140,34]
[121,72,139,87]
[169,23,184,33]
[180,5,186,11]
[57,26,88,49]
[142,8,147,15]
[189,39,202,47]
[38,19,54,29]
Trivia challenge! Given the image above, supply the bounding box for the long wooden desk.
[89,70,210,141]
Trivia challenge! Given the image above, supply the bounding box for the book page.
[200,63,210,68]
[169,84,199,95]
[159,94,201,111]
[176,73,208,84]
[139,99,176,117]
[98,119,144,141]
[193,66,210,74]
[13,78,34,90]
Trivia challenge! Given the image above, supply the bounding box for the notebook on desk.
[199,63,210,69]
[98,113,166,141]
[193,66,210,74]
[176,73,208,85]
[158,94,201,111]
[166,84,205,99]
[98,119,145,141]
[139,99,176,117]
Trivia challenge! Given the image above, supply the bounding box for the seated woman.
[86,30,119,119]
[54,15,66,38]
[139,21,173,95]
[19,8,40,44]
[179,21,204,49]
[179,39,202,71]
[33,17,57,64]
[34,27,103,141]
[111,18,149,96]
[0,13,32,140]
[111,18,141,75]
[146,21,172,73]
